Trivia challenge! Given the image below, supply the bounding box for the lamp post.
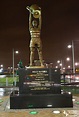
[57,58,71,73]
[57,60,63,73]
[67,40,75,74]
[72,40,75,74]
[13,49,19,86]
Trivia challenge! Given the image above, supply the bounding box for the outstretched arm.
[38,13,42,30]
[29,13,32,31]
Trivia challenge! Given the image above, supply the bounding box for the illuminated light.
[75,80,79,82]
[68,92,71,94]
[27,77,30,80]
[68,65,71,68]
[67,75,70,78]
[6,105,10,109]
[0,69,2,73]
[0,64,3,67]
[72,98,76,102]
[11,67,13,69]
[66,57,70,61]
[76,101,79,105]
[55,70,57,72]
[52,110,61,114]
[55,66,58,68]
[28,104,33,108]
[0,99,3,103]
[47,104,52,107]
[60,63,62,66]
[75,62,78,66]
[29,111,38,115]
[75,77,79,79]
[61,91,64,94]
[57,60,60,63]
[15,51,19,54]
[67,45,72,48]
[76,69,79,72]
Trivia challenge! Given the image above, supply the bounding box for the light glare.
[67,45,72,48]
[53,110,61,114]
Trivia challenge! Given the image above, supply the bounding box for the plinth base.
[10,91,73,109]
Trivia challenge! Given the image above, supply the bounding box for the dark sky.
[0,0,79,69]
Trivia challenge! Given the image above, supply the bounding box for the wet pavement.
[0,87,79,117]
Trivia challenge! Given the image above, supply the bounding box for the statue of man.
[26,4,43,67]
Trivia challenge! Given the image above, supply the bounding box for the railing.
[61,73,79,94]
[0,73,79,94]
[0,75,19,87]
[61,73,79,85]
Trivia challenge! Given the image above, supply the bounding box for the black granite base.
[10,91,73,109]
[18,68,61,94]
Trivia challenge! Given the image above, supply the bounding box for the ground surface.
[0,87,79,117]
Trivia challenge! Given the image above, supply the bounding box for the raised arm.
[38,14,42,30]
[29,13,33,31]
[26,6,33,31]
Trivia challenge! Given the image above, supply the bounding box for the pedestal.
[10,68,73,109]
[10,91,73,109]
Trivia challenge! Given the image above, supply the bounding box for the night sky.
[0,0,79,69]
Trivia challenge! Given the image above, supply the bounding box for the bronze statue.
[26,4,43,67]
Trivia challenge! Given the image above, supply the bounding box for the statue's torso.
[30,27,40,38]
[30,27,41,47]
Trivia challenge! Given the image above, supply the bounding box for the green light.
[29,111,38,115]
[76,101,79,105]
[28,105,33,108]
[0,99,3,103]
[27,77,30,79]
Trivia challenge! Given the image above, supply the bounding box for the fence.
[0,74,79,94]
[61,73,79,94]
[0,75,19,87]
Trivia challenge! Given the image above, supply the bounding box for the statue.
[26,4,43,67]
[18,60,24,68]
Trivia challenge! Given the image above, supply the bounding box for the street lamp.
[55,66,58,68]
[57,60,63,73]
[57,60,60,64]
[67,40,75,74]
[57,58,71,73]
[0,64,3,68]
[13,49,19,86]
[66,57,70,61]
[67,45,72,48]
[75,62,79,66]
[68,65,71,69]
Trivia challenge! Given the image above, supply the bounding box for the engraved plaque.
[18,68,61,94]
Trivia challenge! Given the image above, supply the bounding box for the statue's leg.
[30,47,35,66]
[37,47,43,66]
